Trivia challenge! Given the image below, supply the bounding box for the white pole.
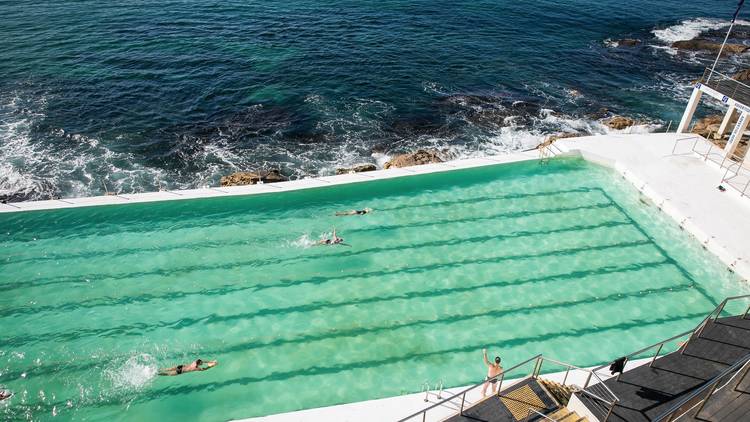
[707,1,745,83]
[707,21,736,83]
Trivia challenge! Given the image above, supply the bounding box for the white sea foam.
[0,91,171,200]
[103,353,157,393]
[0,86,660,202]
[652,18,750,44]
[290,234,318,249]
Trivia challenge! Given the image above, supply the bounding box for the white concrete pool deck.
[555,132,750,282]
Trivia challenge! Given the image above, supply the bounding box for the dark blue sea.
[1,0,749,201]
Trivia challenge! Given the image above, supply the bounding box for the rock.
[261,169,288,183]
[220,169,288,187]
[587,107,611,120]
[336,164,377,174]
[616,38,641,47]
[691,115,724,138]
[733,69,750,82]
[436,94,543,129]
[221,172,260,186]
[703,25,750,40]
[383,150,443,169]
[671,39,749,56]
[604,116,636,130]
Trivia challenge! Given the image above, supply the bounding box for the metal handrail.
[670,134,704,155]
[397,354,543,422]
[699,67,750,111]
[592,294,750,375]
[535,356,617,404]
[525,408,559,421]
[591,328,695,374]
[700,67,750,93]
[398,354,619,422]
[653,353,750,421]
[401,296,750,422]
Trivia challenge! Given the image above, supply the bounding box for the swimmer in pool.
[481,348,503,397]
[318,228,346,245]
[335,208,372,216]
[158,359,217,376]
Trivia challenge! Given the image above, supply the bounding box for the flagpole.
[707,21,736,83]
[707,0,745,83]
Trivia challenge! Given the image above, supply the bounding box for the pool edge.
[0,153,541,214]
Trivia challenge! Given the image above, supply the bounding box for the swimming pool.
[0,157,746,421]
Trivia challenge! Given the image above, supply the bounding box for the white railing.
[398,355,618,422]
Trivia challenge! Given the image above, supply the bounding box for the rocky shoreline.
[219,112,648,187]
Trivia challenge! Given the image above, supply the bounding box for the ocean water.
[1,0,749,201]
[0,158,747,421]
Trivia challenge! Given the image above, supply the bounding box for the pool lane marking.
[597,190,720,308]
[1,202,626,269]
[351,201,616,234]
[0,240,664,342]
[1,258,678,346]
[0,186,608,251]
[375,186,602,212]
[91,310,710,408]
[5,287,705,390]
[1,219,640,292]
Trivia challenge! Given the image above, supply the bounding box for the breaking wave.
[652,17,750,44]
[0,85,663,203]
[0,91,170,202]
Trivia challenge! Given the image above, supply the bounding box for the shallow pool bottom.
[0,157,746,421]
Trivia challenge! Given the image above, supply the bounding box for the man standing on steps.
[482,348,503,397]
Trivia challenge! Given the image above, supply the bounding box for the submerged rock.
[604,116,636,130]
[384,150,443,169]
[703,25,750,40]
[672,39,749,55]
[220,169,288,187]
[435,94,543,129]
[586,107,611,120]
[616,38,641,47]
[336,164,377,174]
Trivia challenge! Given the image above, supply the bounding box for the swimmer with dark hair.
[318,227,346,245]
[0,389,13,401]
[158,359,217,376]
[335,208,372,216]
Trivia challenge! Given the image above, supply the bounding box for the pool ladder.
[538,139,564,163]
[421,379,444,402]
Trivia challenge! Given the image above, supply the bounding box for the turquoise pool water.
[0,158,746,421]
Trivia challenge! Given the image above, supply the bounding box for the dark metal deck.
[444,378,557,422]
[575,315,750,422]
